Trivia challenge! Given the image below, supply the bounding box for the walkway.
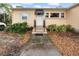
[20,34,61,56]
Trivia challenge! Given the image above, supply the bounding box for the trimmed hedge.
[47,24,75,32]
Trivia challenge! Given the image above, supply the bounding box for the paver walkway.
[20,34,61,56]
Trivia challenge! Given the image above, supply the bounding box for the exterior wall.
[67,5,79,32]
[44,9,67,26]
[12,5,79,32]
[12,9,36,26]
[12,9,67,27]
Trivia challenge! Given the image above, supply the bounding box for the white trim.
[19,13,30,20]
[48,12,64,18]
[61,12,64,18]
[59,12,61,18]
[50,12,60,18]
[49,12,51,18]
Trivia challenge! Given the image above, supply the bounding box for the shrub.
[47,24,75,32]
[27,26,33,31]
[57,25,67,32]
[0,25,5,31]
[66,25,75,32]
[5,22,31,34]
[47,24,58,32]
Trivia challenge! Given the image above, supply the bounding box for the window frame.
[61,13,64,18]
[49,12,65,18]
[50,12,60,18]
[20,13,29,20]
[45,13,49,18]
[22,15,27,20]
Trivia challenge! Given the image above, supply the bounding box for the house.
[12,4,79,32]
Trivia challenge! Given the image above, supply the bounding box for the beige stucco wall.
[67,5,79,32]
[12,9,36,26]
[12,9,67,27]
[44,9,67,26]
[12,5,79,32]
[12,7,79,32]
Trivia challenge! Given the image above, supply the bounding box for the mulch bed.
[20,31,31,46]
[0,31,30,56]
[48,32,79,56]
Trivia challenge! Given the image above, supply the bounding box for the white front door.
[36,16,44,26]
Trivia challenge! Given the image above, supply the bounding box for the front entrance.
[36,16,44,26]
[35,9,44,27]
[32,9,47,34]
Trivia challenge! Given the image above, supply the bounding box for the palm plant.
[0,3,12,14]
[0,3,12,25]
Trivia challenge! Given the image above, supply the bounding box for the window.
[50,13,59,18]
[45,13,49,18]
[22,16,27,20]
[61,13,64,18]
[21,13,29,20]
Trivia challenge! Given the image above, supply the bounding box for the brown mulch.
[20,31,31,46]
[48,32,79,56]
[0,31,30,56]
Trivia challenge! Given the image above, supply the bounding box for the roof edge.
[12,8,68,10]
[68,3,79,9]
[12,3,79,10]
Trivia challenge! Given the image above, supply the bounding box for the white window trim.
[61,13,64,18]
[48,13,50,18]
[19,13,30,20]
[59,12,61,18]
[50,12,60,18]
[45,12,64,19]
[50,12,64,18]
[45,12,50,18]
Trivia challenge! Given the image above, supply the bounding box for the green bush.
[66,25,75,32]
[0,25,5,31]
[47,24,58,32]
[47,24,75,32]
[57,25,67,32]
[5,22,32,34]
[27,26,33,31]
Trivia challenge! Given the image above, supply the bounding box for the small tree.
[0,3,12,26]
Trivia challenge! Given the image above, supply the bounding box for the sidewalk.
[20,34,61,56]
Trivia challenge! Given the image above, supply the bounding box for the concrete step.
[32,27,47,34]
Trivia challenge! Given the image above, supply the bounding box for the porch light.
[35,9,44,15]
